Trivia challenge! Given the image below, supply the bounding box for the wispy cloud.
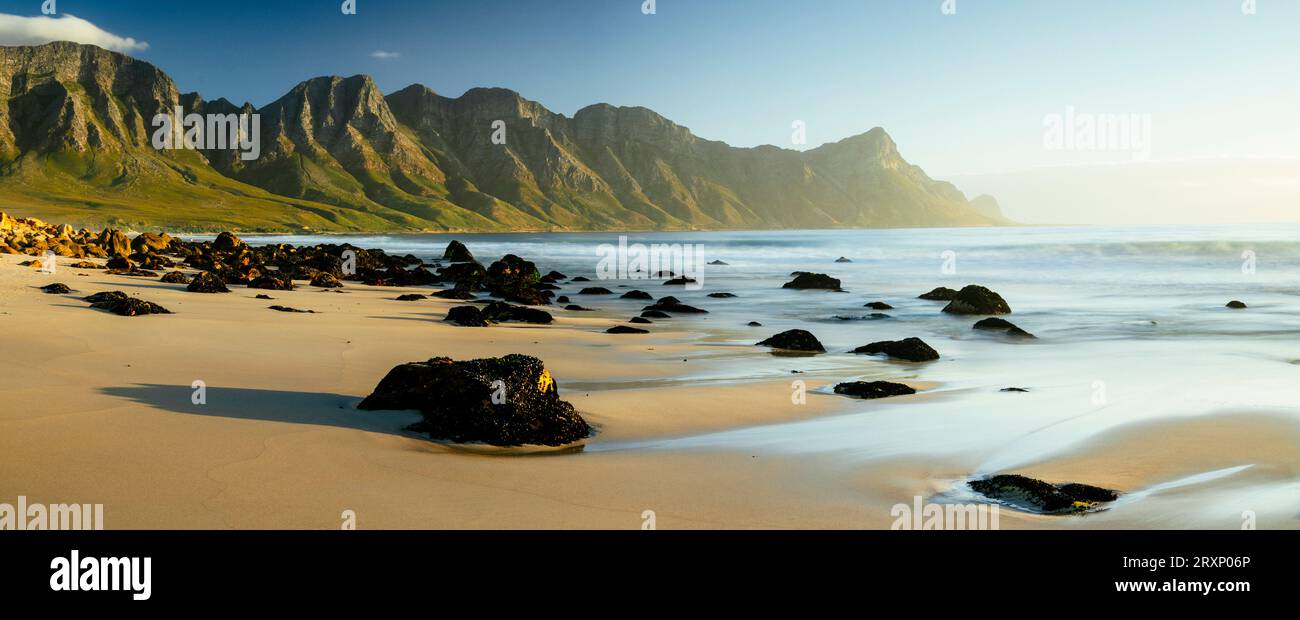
[0,13,149,53]
[370,50,400,60]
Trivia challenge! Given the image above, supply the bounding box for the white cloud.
[370,50,400,60]
[0,13,149,53]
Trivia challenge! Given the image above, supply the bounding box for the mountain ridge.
[0,41,1010,232]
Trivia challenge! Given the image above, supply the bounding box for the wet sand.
[2,253,1297,529]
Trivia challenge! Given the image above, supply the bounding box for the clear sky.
[2,0,1298,223]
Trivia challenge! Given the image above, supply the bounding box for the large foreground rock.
[358,355,589,446]
[942,285,1011,315]
[852,337,939,362]
[756,329,825,352]
[968,474,1118,514]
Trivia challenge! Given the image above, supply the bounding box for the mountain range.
[0,41,1008,232]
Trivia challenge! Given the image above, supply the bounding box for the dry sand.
[2,254,1297,529]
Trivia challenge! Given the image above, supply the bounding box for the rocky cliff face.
[0,42,1003,232]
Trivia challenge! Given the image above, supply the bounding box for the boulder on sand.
[833,381,916,399]
[160,271,190,284]
[756,329,826,352]
[84,291,171,316]
[310,273,343,288]
[852,337,939,362]
[782,272,842,291]
[445,305,489,327]
[358,354,589,446]
[606,325,649,334]
[942,285,1011,315]
[968,474,1118,514]
[481,301,553,324]
[187,272,230,293]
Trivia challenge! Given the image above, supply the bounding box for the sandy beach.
[3,248,1297,530]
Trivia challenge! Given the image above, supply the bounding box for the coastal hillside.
[0,42,1008,232]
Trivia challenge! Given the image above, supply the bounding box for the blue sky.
[2,0,1298,222]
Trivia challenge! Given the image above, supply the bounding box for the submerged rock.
[942,285,1011,315]
[620,290,653,300]
[641,310,671,319]
[1226,300,1247,309]
[918,287,958,301]
[606,325,649,334]
[663,276,697,286]
[968,474,1118,514]
[445,305,488,327]
[834,257,852,263]
[782,273,842,291]
[833,381,916,399]
[707,260,728,266]
[756,329,825,352]
[187,272,230,293]
[852,337,939,362]
[864,301,894,310]
[1001,387,1030,393]
[578,287,613,295]
[707,292,737,298]
[973,317,1035,338]
[642,297,707,314]
[747,321,762,327]
[629,317,652,324]
[358,354,589,446]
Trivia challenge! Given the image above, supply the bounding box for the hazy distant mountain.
[0,42,1005,232]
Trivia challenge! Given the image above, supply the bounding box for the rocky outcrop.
[358,355,589,446]
[445,305,488,327]
[852,337,939,362]
[443,241,475,262]
[782,273,842,290]
[968,474,1118,514]
[756,329,825,352]
[187,272,230,293]
[942,285,1011,315]
[918,287,959,301]
[833,381,916,399]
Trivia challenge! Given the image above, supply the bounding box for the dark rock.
[968,474,1118,514]
[555,295,570,304]
[664,277,697,286]
[486,254,540,296]
[213,232,246,253]
[782,272,842,290]
[131,232,173,254]
[445,305,489,327]
[918,287,959,301]
[481,301,553,325]
[833,381,916,399]
[565,305,595,311]
[358,354,589,446]
[432,287,475,300]
[269,305,315,313]
[255,294,274,300]
[543,270,567,281]
[707,260,728,266]
[607,325,649,334]
[641,310,670,319]
[629,317,652,324]
[570,276,591,282]
[620,290,653,300]
[249,272,295,291]
[747,321,762,326]
[187,272,230,293]
[973,317,1035,338]
[1226,300,1247,309]
[642,297,708,314]
[834,256,852,263]
[942,285,1011,315]
[310,273,343,288]
[1001,387,1030,393]
[865,301,894,310]
[160,271,190,284]
[707,292,737,298]
[68,261,101,269]
[442,240,475,262]
[105,256,133,271]
[756,329,825,352]
[40,283,72,294]
[578,287,613,295]
[87,293,171,316]
[833,314,891,321]
[396,294,427,301]
[852,337,939,362]
[435,261,488,289]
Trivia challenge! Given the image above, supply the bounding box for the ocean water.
[238,225,1300,502]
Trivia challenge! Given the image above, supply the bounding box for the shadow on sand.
[100,384,421,437]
